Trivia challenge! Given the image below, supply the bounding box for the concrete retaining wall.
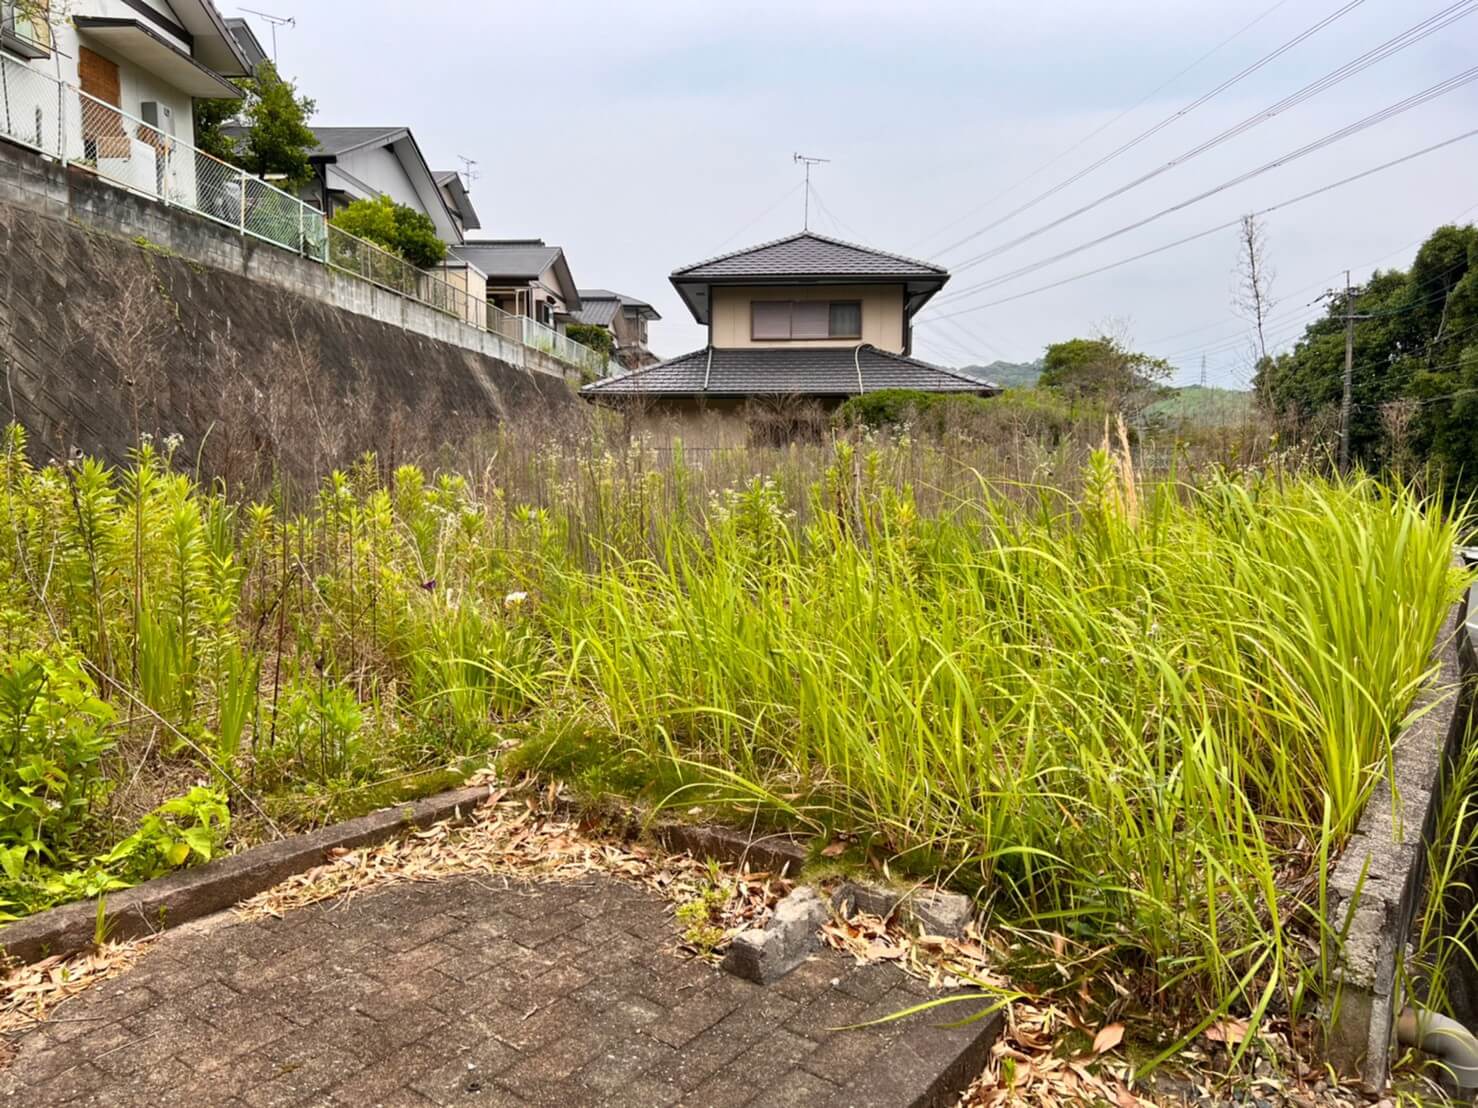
[0,138,576,482]
[0,139,575,383]
[1326,584,1478,1087]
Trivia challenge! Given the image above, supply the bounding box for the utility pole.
[793,153,828,230]
[1199,354,1207,389]
[1337,269,1373,474]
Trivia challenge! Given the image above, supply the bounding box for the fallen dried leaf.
[1092,1022,1125,1056]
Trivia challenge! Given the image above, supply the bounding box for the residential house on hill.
[581,231,996,438]
[303,126,465,245]
[433,170,481,239]
[450,239,582,330]
[571,289,661,369]
[222,17,267,71]
[2,0,251,189]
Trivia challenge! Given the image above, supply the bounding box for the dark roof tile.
[673,231,946,281]
[582,345,996,399]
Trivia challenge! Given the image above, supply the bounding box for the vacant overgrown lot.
[0,424,1467,1047]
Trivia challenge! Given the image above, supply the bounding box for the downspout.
[854,342,865,395]
[701,345,713,392]
[1397,1006,1478,1089]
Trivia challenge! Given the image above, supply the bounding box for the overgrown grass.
[0,422,1466,1052]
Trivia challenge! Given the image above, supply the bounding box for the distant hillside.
[1146,385,1255,427]
[956,360,1042,388]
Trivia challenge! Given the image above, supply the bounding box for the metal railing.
[0,51,606,375]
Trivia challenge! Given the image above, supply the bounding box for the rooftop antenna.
[457,155,480,184]
[239,7,295,64]
[793,152,829,231]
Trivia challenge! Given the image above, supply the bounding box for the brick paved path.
[0,874,995,1107]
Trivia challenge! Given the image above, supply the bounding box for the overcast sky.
[249,1,1477,388]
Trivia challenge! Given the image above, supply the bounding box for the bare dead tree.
[1232,214,1277,364]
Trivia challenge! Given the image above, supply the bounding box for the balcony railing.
[0,51,603,375]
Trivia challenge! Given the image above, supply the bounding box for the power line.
[905,0,1298,254]
[937,2,1478,274]
[920,128,1478,325]
[1139,197,1478,355]
[1162,276,1468,365]
[708,182,804,253]
[929,88,1478,311]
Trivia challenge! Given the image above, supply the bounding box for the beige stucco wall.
[709,284,905,352]
[438,264,487,327]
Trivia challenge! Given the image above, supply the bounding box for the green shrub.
[566,323,614,360]
[0,649,115,871]
[329,194,447,268]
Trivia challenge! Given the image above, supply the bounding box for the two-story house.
[2,0,251,162]
[581,231,996,432]
[570,289,662,369]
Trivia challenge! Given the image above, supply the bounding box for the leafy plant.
[329,194,447,269]
[193,61,318,190]
[0,649,115,867]
[102,786,230,881]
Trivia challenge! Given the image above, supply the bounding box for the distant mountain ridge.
[954,360,1043,388]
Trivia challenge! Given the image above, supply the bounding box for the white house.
[303,127,467,247]
[2,0,250,148]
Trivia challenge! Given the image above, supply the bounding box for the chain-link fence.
[0,51,604,374]
[0,46,64,155]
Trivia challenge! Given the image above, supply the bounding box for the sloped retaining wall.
[0,139,576,483]
[1326,583,1478,1087]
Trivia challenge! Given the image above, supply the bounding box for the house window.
[1,1,52,57]
[751,300,863,340]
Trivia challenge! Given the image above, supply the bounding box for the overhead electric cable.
[927,98,1478,313]
[906,0,1298,252]
[936,1,1478,271]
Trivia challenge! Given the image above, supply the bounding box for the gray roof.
[453,240,561,279]
[570,298,621,327]
[433,170,481,232]
[670,231,949,325]
[451,240,581,307]
[223,18,268,70]
[673,231,946,280]
[582,345,998,400]
[574,288,661,324]
[306,127,408,158]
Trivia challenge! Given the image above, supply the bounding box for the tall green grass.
[557,447,1468,1029]
[0,423,1466,1041]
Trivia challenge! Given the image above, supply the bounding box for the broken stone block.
[903,889,974,938]
[721,886,828,984]
[831,880,902,921]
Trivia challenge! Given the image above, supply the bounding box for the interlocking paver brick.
[0,871,998,1107]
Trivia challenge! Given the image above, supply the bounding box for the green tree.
[566,323,614,359]
[329,194,446,268]
[1253,222,1478,488]
[1039,335,1170,411]
[192,62,317,189]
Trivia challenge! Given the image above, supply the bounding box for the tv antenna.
[793,152,829,230]
[239,8,295,64]
[457,155,480,184]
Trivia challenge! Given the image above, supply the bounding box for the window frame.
[749,299,865,342]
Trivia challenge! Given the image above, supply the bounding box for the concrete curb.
[653,821,810,876]
[1326,594,1476,1087]
[0,784,494,967]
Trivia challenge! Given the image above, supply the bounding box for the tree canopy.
[329,194,446,268]
[1039,335,1171,410]
[1255,222,1478,486]
[193,62,317,191]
